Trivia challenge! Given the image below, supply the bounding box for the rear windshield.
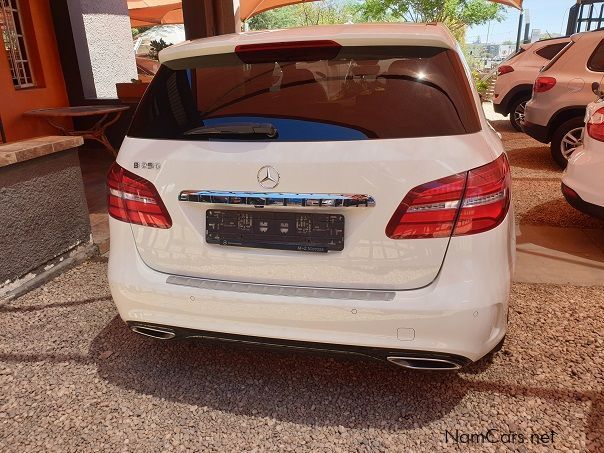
[128,46,481,141]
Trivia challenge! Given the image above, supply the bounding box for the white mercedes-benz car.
[562,97,604,219]
[107,23,515,370]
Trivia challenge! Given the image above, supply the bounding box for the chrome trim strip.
[178,191,376,208]
[166,276,395,301]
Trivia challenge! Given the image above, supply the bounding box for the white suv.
[493,37,571,131]
[562,96,604,218]
[524,30,604,167]
[107,24,514,370]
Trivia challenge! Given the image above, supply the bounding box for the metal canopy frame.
[567,0,604,35]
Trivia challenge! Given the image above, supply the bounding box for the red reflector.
[561,183,579,200]
[107,162,172,229]
[235,40,341,64]
[498,65,514,75]
[534,76,557,93]
[386,154,511,240]
[587,106,604,142]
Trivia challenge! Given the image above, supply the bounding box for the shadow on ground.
[83,315,602,450]
[507,146,561,174]
[88,316,485,430]
[520,198,604,230]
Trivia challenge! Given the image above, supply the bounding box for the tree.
[246,0,356,30]
[354,0,505,41]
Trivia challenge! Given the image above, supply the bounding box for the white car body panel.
[563,100,604,208]
[108,23,513,364]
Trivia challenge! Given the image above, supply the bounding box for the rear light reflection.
[386,154,511,239]
[107,162,172,229]
[533,76,557,93]
[587,106,604,142]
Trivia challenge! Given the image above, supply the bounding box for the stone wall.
[0,137,94,297]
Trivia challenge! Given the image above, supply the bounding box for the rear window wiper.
[183,123,278,139]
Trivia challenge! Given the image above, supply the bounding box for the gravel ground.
[0,260,602,452]
[486,110,604,230]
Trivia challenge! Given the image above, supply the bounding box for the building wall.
[0,0,70,142]
[67,0,137,99]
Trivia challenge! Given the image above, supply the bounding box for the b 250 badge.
[134,162,161,170]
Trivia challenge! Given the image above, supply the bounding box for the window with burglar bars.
[0,0,34,88]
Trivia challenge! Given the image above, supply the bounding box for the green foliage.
[247,0,357,30]
[149,38,172,60]
[354,0,505,41]
[246,1,506,45]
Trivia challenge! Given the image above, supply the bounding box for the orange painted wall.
[0,0,69,142]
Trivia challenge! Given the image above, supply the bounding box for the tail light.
[107,162,172,229]
[534,76,557,93]
[235,40,341,64]
[587,106,604,142]
[386,154,510,239]
[498,65,514,75]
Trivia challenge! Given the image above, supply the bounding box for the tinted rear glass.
[542,42,574,72]
[128,46,481,141]
[589,39,604,72]
[535,42,568,60]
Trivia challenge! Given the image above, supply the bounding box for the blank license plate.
[206,210,344,252]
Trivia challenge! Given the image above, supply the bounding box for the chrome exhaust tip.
[131,325,176,340]
[387,356,462,371]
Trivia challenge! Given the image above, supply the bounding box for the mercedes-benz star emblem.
[257,166,280,189]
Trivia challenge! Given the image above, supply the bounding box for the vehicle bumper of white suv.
[108,213,515,368]
[562,147,604,219]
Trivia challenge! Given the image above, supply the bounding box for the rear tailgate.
[120,133,496,290]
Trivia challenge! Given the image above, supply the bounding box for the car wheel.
[550,117,585,168]
[509,97,529,132]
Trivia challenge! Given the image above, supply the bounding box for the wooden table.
[25,105,129,156]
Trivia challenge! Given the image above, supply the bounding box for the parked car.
[523,30,604,167]
[494,37,571,131]
[107,23,514,371]
[562,94,604,219]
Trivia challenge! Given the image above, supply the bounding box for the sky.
[466,0,577,44]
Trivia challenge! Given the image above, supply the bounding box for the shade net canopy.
[128,0,522,27]
[128,0,321,26]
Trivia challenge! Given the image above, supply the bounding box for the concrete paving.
[515,225,604,286]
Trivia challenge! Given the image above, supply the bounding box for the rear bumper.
[493,101,507,116]
[522,121,550,143]
[108,213,514,363]
[562,183,604,219]
[127,321,473,369]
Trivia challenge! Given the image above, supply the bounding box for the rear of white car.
[493,37,570,131]
[108,24,514,370]
[562,100,604,218]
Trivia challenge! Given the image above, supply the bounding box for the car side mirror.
[592,82,604,99]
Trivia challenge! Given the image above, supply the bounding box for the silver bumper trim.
[178,191,376,208]
[166,276,395,301]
